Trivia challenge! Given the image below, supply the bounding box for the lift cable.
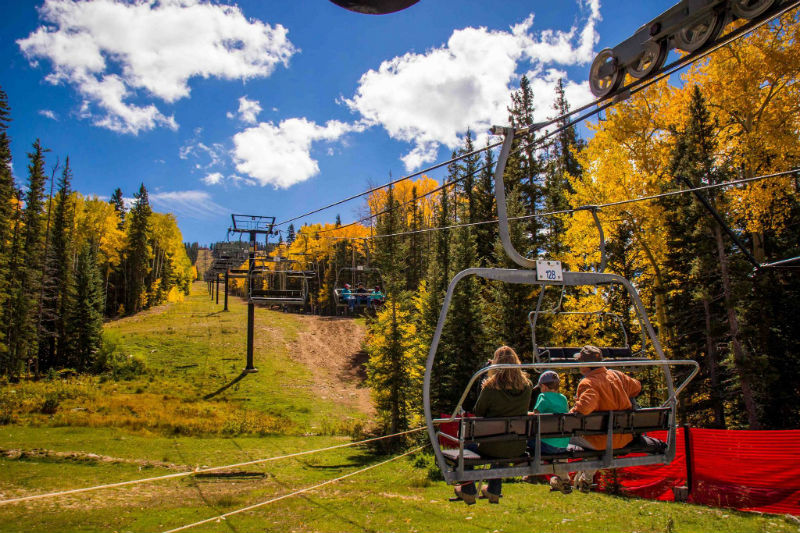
[326,168,799,241]
[162,445,427,533]
[274,2,799,230]
[0,427,425,506]
[274,143,502,228]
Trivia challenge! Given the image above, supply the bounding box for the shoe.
[549,475,573,494]
[480,485,500,504]
[574,473,592,493]
[454,485,476,505]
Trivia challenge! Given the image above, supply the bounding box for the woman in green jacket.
[454,346,533,504]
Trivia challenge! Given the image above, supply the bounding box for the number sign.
[536,260,563,282]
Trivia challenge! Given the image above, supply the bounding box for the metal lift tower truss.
[228,214,277,373]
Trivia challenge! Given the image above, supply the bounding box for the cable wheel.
[589,48,625,98]
[730,0,776,19]
[628,41,668,79]
[674,10,724,52]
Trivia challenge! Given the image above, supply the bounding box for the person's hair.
[575,345,603,371]
[541,378,560,392]
[482,346,532,391]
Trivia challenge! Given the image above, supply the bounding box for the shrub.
[40,393,59,415]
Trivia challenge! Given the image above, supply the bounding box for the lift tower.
[228,214,276,373]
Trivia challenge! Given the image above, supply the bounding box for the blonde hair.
[482,346,532,391]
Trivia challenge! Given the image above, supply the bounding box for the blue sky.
[1,0,677,244]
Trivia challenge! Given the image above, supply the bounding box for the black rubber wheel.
[329,0,419,14]
[628,41,668,79]
[589,48,625,99]
[730,0,776,19]
[674,10,725,52]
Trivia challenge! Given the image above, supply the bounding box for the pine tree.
[505,75,544,257]
[458,128,479,224]
[287,223,296,244]
[109,188,125,229]
[107,187,126,315]
[124,184,152,314]
[474,139,497,266]
[664,86,755,428]
[0,85,15,367]
[67,243,104,370]
[370,182,407,432]
[487,188,533,360]
[40,158,76,370]
[8,140,48,375]
[405,187,423,291]
[0,192,22,376]
[543,79,583,261]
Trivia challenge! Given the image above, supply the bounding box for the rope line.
[0,427,424,506]
[162,445,427,533]
[328,168,800,240]
[272,2,799,232]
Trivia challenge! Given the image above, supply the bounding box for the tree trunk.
[631,230,670,348]
[701,295,725,428]
[713,223,760,428]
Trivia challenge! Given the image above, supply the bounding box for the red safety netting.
[606,428,800,516]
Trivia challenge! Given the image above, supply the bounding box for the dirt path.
[287,316,374,416]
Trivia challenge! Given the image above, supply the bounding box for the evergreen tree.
[664,87,757,428]
[107,187,126,315]
[457,128,479,224]
[40,158,75,370]
[487,188,533,360]
[8,140,48,375]
[287,223,296,244]
[109,187,125,229]
[370,183,407,432]
[474,139,497,266]
[125,184,152,314]
[67,243,104,370]
[505,75,544,258]
[543,79,583,261]
[405,187,423,291]
[0,85,14,366]
[1,192,22,376]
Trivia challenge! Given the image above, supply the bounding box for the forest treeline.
[254,15,800,433]
[0,85,195,379]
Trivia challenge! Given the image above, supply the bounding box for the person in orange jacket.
[569,345,641,492]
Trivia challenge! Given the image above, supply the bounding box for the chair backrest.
[538,346,634,361]
[459,407,671,446]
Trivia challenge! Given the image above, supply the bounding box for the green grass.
[0,283,791,532]
[0,283,367,436]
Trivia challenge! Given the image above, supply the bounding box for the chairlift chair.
[249,255,310,308]
[333,266,385,312]
[528,284,648,363]
[424,126,700,485]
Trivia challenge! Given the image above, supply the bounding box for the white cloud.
[18,0,296,134]
[149,190,228,219]
[39,109,58,120]
[179,138,225,170]
[227,96,262,125]
[526,68,594,119]
[344,0,600,170]
[202,172,224,185]
[232,118,365,189]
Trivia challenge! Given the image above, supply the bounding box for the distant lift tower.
[228,214,277,373]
